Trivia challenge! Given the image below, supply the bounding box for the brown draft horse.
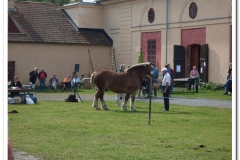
[90,62,153,111]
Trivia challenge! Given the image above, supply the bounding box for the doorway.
[174,44,208,82]
[8,61,15,82]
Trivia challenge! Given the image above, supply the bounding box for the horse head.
[145,62,154,76]
[126,62,153,78]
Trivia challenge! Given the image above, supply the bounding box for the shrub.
[200,82,223,91]
[138,48,143,63]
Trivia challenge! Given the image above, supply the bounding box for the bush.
[200,82,223,91]
[138,49,143,63]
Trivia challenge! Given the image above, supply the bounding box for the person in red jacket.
[38,68,47,92]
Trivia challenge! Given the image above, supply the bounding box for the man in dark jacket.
[29,67,38,91]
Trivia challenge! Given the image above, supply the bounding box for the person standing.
[165,64,173,94]
[187,66,199,92]
[227,63,232,80]
[38,68,47,92]
[168,64,175,94]
[161,67,171,111]
[151,63,159,97]
[116,64,126,106]
[29,67,38,91]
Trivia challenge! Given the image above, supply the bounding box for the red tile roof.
[8,1,112,45]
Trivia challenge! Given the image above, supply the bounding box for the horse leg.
[92,90,100,110]
[130,93,136,111]
[121,93,129,110]
[121,93,126,106]
[116,93,120,106]
[99,90,108,110]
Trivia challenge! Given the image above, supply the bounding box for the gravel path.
[12,92,231,159]
[34,92,232,109]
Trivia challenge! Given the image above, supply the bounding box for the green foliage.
[200,82,223,91]
[138,48,143,63]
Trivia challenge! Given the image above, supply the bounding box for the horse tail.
[90,71,97,87]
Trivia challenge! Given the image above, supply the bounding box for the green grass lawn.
[8,100,232,160]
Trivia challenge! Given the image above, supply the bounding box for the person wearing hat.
[29,67,38,91]
[144,63,159,98]
[161,67,171,111]
[116,64,126,106]
[38,68,48,92]
[165,64,174,93]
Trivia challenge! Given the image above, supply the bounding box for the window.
[148,8,155,23]
[147,40,156,64]
[189,2,197,19]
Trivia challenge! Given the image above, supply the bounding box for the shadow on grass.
[171,92,197,95]
[108,109,192,115]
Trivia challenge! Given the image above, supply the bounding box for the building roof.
[8,1,112,45]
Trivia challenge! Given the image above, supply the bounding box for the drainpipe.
[165,0,168,64]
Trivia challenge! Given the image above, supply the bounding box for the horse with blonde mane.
[90,62,153,110]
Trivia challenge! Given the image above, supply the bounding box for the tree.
[138,48,143,63]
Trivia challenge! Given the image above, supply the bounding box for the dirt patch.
[13,149,40,160]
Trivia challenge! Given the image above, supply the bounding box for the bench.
[174,78,202,92]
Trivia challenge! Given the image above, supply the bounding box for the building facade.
[8,1,112,85]
[64,0,232,84]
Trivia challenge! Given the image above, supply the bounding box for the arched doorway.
[187,44,208,82]
[174,44,208,82]
[186,44,200,76]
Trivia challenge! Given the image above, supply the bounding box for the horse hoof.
[103,107,108,110]
[92,105,100,110]
[121,108,127,111]
[131,108,136,111]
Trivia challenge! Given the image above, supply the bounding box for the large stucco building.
[8,0,232,85]
[63,0,232,84]
[8,1,112,85]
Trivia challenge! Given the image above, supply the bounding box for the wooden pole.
[148,77,152,125]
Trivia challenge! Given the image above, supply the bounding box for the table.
[174,78,189,82]
[8,89,31,95]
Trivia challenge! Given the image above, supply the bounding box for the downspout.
[165,0,168,64]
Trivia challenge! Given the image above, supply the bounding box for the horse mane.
[125,62,151,72]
